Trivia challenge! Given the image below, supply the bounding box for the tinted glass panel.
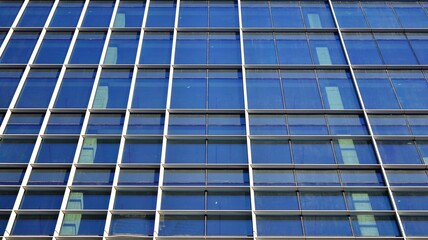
[118,169,159,186]
[113,1,145,27]
[20,190,64,209]
[104,32,139,64]
[50,0,83,27]
[86,114,124,134]
[0,1,23,27]
[73,169,114,185]
[110,214,154,235]
[0,190,18,209]
[69,32,106,64]
[0,69,24,108]
[12,214,57,235]
[140,32,173,64]
[34,32,73,64]
[132,69,169,108]
[78,138,120,163]
[81,0,114,27]
[45,113,84,134]
[0,32,40,64]
[114,190,157,210]
[0,138,35,163]
[122,139,162,164]
[54,69,96,108]
[92,69,132,108]
[66,190,110,210]
[146,0,176,27]
[35,138,78,163]
[28,168,69,185]
[128,114,164,134]
[0,169,25,185]
[18,1,52,27]
[60,214,106,235]
[5,113,44,134]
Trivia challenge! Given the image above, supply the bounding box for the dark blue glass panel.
[122,139,162,164]
[163,169,205,186]
[114,190,157,210]
[407,34,428,65]
[297,170,340,186]
[73,169,114,185]
[69,32,106,64]
[118,169,159,186]
[60,214,106,236]
[0,69,23,108]
[370,115,410,135]
[300,192,346,210]
[159,215,204,236]
[93,69,132,108]
[255,191,298,210]
[35,32,73,64]
[395,192,428,210]
[0,169,25,185]
[257,216,303,236]
[247,70,284,109]
[249,114,287,135]
[244,33,277,64]
[378,141,421,164]
[162,191,205,210]
[0,1,23,27]
[292,140,335,164]
[352,215,400,237]
[18,1,53,27]
[132,69,169,108]
[0,214,7,235]
[86,114,124,134]
[210,0,238,27]
[208,70,244,109]
[346,191,392,210]
[207,191,251,210]
[146,0,176,27]
[334,139,378,164]
[110,215,154,235]
[288,115,328,135]
[251,140,291,164]
[54,69,96,108]
[309,34,346,65]
[28,168,69,185]
[179,0,208,27]
[113,1,145,27]
[171,70,206,108]
[208,140,247,164]
[20,190,64,209]
[253,169,295,186]
[140,32,172,64]
[0,189,18,209]
[399,217,428,236]
[166,139,205,164]
[282,71,322,109]
[0,138,35,163]
[301,2,335,28]
[35,138,77,163]
[104,32,139,64]
[333,2,368,28]
[12,214,57,235]
[175,33,207,64]
[376,34,418,65]
[207,114,246,135]
[82,0,114,27]
[128,114,164,134]
[271,2,304,28]
[78,138,120,163]
[276,34,312,65]
[45,113,84,134]
[0,32,39,64]
[304,216,352,236]
[362,3,401,28]
[391,70,428,108]
[394,3,428,28]
[5,113,44,134]
[241,1,271,27]
[207,215,252,236]
[168,114,205,135]
[341,170,384,186]
[15,69,59,108]
[209,33,241,64]
[207,169,249,186]
[66,190,110,209]
[344,34,383,65]
[50,1,83,27]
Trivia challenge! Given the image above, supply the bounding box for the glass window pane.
[78,138,120,164]
[327,114,368,135]
[0,138,35,163]
[66,190,110,210]
[402,216,428,236]
[0,169,25,185]
[334,139,378,164]
[113,1,145,27]
[244,33,277,64]
[0,189,18,209]
[304,216,352,236]
[257,216,303,236]
[118,169,159,186]
[110,214,154,235]
[140,32,172,64]
[45,113,84,134]
[146,0,176,27]
[17,1,53,27]
[12,214,57,235]
[206,215,252,236]
[395,192,428,210]
[166,139,205,164]
[0,1,23,27]
[209,32,241,64]
[387,170,428,186]
[249,114,287,135]
[210,0,238,27]
[5,113,44,134]
[318,70,360,109]
[253,169,295,186]
[362,3,401,28]
[251,140,291,164]
[104,32,139,64]
[168,114,205,135]
[408,116,428,135]
[60,214,106,236]
[28,168,69,185]
[301,2,335,28]
[50,0,83,27]
[132,69,169,108]
[288,114,328,135]
[207,114,246,135]
[73,169,114,185]
[54,69,96,108]
[393,3,428,28]
[208,139,247,164]
[34,32,73,64]
[178,0,208,27]
[159,215,204,236]
[282,70,322,109]
[271,2,304,28]
[346,191,392,210]
[0,69,24,108]
[114,190,157,210]
[292,140,335,164]
[208,70,244,109]
[247,70,284,109]
[81,0,114,27]
[390,70,428,109]
[69,32,106,64]
[163,169,205,186]
[207,169,249,186]
[276,34,312,65]
[375,33,418,65]
[92,69,132,108]
[255,191,299,210]
[300,192,346,210]
[241,1,271,27]
[344,33,383,65]
[86,114,124,134]
[408,33,428,65]
[333,2,368,28]
[162,191,205,210]
[207,191,250,210]
[122,139,162,164]
[309,33,346,65]
[341,170,384,186]
[378,141,422,164]
[35,138,77,163]
[297,170,340,186]
[0,32,40,64]
[127,113,164,134]
[20,190,64,209]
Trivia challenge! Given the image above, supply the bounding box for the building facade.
[0,0,428,238]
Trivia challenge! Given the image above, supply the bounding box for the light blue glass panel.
[369,115,410,135]
[104,32,139,64]
[60,214,106,236]
[346,191,392,210]
[175,33,207,64]
[92,69,132,108]
[122,139,162,164]
[333,140,378,164]
[408,34,428,65]
[209,32,241,64]
[54,69,96,108]
[288,115,328,135]
[208,70,244,109]
[81,0,114,27]
[18,1,53,27]
[378,141,422,164]
[207,114,246,135]
[297,170,340,186]
[393,3,428,28]
[309,33,346,65]
[132,69,169,108]
[140,32,172,64]
[318,70,360,109]
[249,114,287,135]
[253,170,295,186]
[66,190,110,209]
[300,192,346,210]
[50,1,83,27]
[395,192,428,210]
[146,0,176,27]
[34,32,73,64]
[341,170,384,186]
[69,32,106,64]
[352,216,400,237]
[408,116,428,135]
[276,34,312,65]
[0,1,23,27]
[0,32,40,64]
[77,138,120,163]
[171,70,206,109]
[0,138,35,163]
[387,170,428,186]
[113,1,145,27]
[327,115,368,135]
[35,138,77,163]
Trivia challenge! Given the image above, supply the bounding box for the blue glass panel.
[207,114,246,135]
[60,214,106,236]
[178,0,208,27]
[66,190,110,209]
[69,32,106,64]
[50,1,83,27]
[288,115,328,135]
[319,70,360,109]
[244,33,277,64]
[292,140,335,164]
[168,114,205,135]
[401,217,428,236]
[208,140,247,164]
[304,216,352,236]
[28,168,69,185]
[253,169,295,186]
[271,2,304,28]
[393,3,428,28]
[344,34,383,65]
[0,138,35,163]
[104,32,139,64]
[78,138,120,163]
[73,169,114,185]
[132,69,169,108]
[45,113,84,134]
[370,115,410,135]
[54,69,96,108]
[334,140,378,164]
[93,69,132,108]
[362,3,401,28]
[159,215,204,236]
[378,141,421,164]
[408,116,428,135]
[249,114,287,135]
[140,32,172,64]
[251,140,291,164]
[247,70,283,109]
[207,169,249,186]
[255,191,298,210]
[175,33,207,64]
[395,192,428,210]
[0,32,40,64]
[18,1,53,27]
[0,69,23,108]
[355,216,400,237]
[208,70,244,109]
[162,191,205,210]
[0,1,23,27]
[113,1,145,27]
[118,169,159,186]
[309,34,346,65]
[114,190,157,210]
[171,70,206,109]
[12,214,57,235]
[207,215,252,236]
[390,70,428,109]
[297,170,340,186]
[241,1,271,27]
[15,69,59,108]
[301,2,335,28]
[282,71,322,109]
[257,216,303,236]
[327,115,367,135]
[408,34,428,65]
[341,170,384,186]
[0,169,25,185]
[387,170,428,186]
[418,142,428,164]
[20,190,64,209]
[300,192,346,210]
[163,169,205,186]
[0,189,18,209]
[375,34,418,65]
[209,33,241,64]
[346,191,392,210]
[146,0,176,27]
[82,0,114,27]
[276,34,312,65]
[86,114,124,134]
[122,139,162,164]
[5,113,44,134]
[0,214,7,235]
[34,32,73,64]
[166,139,205,164]
[128,114,164,135]
[35,138,77,163]
[110,215,154,235]
[333,2,368,28]
[207,191,250,210]
[210,0,238,27]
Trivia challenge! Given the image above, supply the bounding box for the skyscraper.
[0,0,428,238]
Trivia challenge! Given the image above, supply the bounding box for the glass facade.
[0,0,427,238]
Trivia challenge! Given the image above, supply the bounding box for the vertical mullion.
[328,0,407,239]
